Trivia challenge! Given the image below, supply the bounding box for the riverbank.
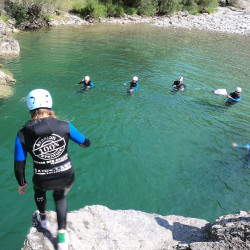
[22,206,250,250]
[152,7,250,34]
[98,7,250,35]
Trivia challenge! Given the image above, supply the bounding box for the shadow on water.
[155,217,210,244]
[74,87,91,95]
[192,98,228,112]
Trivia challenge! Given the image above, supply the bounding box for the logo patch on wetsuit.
[33,134,66,160]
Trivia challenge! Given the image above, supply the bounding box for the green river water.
[0,24,250,249]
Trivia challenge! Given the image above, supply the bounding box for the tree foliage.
[3,0,221,25]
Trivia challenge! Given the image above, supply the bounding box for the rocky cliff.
[22,205,250,250]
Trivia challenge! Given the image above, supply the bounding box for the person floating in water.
[78,76,95,91]
[124,76,139,94]
[227,87,242,103]
[14,89,90,250]
[233,141,250,167]
[232,142,250,150]
[172,76,186,92]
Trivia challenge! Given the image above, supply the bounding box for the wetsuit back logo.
[33,134,66,160]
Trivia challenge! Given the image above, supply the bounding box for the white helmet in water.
[236,87,242,93]
[178,76,183,82]
[84,76,90,81]
[27,89,52,111]
[132,76,138,81]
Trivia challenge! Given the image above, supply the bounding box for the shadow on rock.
[31,213,57,250]
[155,216,210,244]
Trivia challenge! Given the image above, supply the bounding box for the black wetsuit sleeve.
[80,137,90,148]
[14,160,27,186]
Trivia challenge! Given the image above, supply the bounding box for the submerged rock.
[0,69,15,84]
[21,205,250,250]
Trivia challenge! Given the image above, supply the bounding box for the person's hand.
[124,83,126,85]
[227,95,231,99]
[18,183,28,194]
[232,143,237,147]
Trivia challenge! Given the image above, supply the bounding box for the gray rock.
[0,19,7,35]
[22,207,250,250]
[22,205,210,250]
[0,69,15,84]
[0,35,20,57]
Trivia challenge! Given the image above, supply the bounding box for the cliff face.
[22,205,250,250]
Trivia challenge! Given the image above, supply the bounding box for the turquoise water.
[0,24,250,249]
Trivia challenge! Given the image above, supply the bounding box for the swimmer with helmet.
[172,76,186,92]
[227,87,242,102]
[124,76,139,94]
[78,75,95,90]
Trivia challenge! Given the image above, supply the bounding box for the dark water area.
[0,24,249,249]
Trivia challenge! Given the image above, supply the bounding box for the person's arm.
[180,84,186,91]
[233,143,249,150]
[69,123,90,147]
[78,80,84,84]
[134,82,139,91]
[14,135,28,193]
[230,96,241,102]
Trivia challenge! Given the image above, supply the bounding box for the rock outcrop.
[48,13,90,27]
[0,69,15,84]
[22,205,250,250]
[0,19,20,57]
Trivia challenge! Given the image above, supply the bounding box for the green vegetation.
[0,14,9,23]
[2,0,225,27]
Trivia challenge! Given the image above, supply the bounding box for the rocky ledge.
[152,7,250,35]
[0,19,20,57]
[22,205,250,250]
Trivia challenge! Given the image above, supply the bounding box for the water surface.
[0,24,250,249]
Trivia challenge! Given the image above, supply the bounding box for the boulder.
[0,35,20,57]
[21,206,250,250]
[0,19,7,35]
[22,205,210,250]
[0,69,15,84]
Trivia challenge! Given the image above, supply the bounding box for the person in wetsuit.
[227,87,242,102]
[78,76,95,90]
[172,76,186,92]
[233,142,250,150]
[233,141,250,167]
[14,89,90,250]
[124,76,139,94]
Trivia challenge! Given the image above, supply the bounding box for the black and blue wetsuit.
[78,80,95,89]
[227,92,241,102]
[14,117,90,229]
[172,81,186,91]
[235,143,250,150]
[129,81,139,91]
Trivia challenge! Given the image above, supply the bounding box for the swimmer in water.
[227,87,242,102]
[124,76,139,94]
[78,76,95,90]
[172,76,186,92]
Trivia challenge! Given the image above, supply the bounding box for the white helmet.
[236,87,242,93]
[27,89,52,111]
[132,76,138,81]
[84,76,90,81]
[178,76,183,82]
